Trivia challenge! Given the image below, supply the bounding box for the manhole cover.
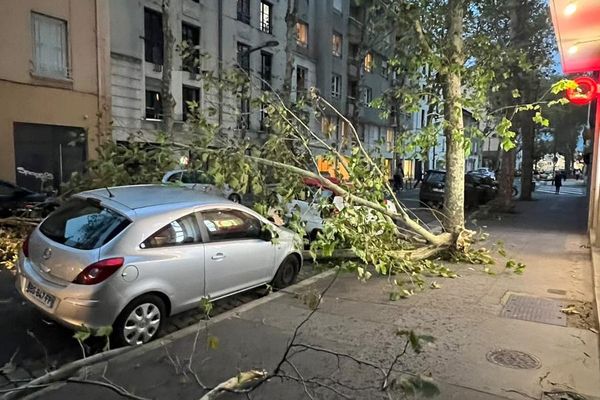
[544,391,588,400]
[486,349,541,369]
[501,295,567,326]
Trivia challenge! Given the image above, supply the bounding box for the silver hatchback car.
[16,185,302,346]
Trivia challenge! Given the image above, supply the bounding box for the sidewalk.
[26,191,600,400]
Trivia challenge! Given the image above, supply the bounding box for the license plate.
[25,281,55,308]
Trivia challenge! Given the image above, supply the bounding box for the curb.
[590,248,600,342]
[21,268,338,397]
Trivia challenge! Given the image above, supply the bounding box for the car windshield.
[425,172,445,184]
[39,198,130,250]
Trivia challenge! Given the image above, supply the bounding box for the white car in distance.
[162,170,242,203]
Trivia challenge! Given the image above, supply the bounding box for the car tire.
[228,193,242,203]
[113,294,166,347]
[272,256,300,289]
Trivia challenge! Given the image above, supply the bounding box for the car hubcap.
[123,303,161,345]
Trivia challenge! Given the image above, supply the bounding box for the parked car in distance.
[16,185,302,346]
[0,180,58,218]
[419,170,497,208]
[162,169,242,203]
[472,167,496,180]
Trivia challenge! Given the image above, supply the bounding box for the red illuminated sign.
[566,76,598,106]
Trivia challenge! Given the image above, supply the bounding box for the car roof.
[81,184,227,210]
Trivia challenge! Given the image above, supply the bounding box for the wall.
[0,0,109,183]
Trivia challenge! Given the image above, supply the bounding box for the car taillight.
[73,258,124,285]
[22,233,31,258]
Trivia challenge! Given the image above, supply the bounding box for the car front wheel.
[272,256,299,289]
[113,294,166,346]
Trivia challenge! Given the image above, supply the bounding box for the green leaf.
[73,329,91,343]
[207,335,220,350]
[94,326,113,338]
[511,89,520,98]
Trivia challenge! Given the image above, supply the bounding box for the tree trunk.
[494,149,516,211]
[161,0,176,136]
[282,0,297,103]
[520,112,535,200]
[441,0,466,233]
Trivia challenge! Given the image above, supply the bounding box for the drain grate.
[486,349,541,369]
[501,295,567,326]
[543,391,588,400]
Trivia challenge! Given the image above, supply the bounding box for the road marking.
[535,186,585,197]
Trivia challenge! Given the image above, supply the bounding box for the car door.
[138,213,206,311]
[199,208,275,300]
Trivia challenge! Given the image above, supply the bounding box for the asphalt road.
[0,264,321,386]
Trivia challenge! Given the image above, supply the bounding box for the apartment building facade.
[0,0,110,191]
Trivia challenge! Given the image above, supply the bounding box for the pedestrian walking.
[553,172,562,194]
[393,166,404,193]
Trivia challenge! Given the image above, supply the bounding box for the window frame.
[237,42,250,71]
[331,73,341,98]
[237,0,251,24]
[31,12,70,79]
[363,86,372,105]
[140,213,203,249]
[296,66,308,96]
[364,52,373,73]
[296,21,309,48]
[332,32,343,57]
[332,0,343,13]
[182,85,201,121]
[259,1,273,34]
[145,89,163,120]
[260,51,273,90]
[144,8,164,65]
[197,208,265,243]
[181,22,201,74]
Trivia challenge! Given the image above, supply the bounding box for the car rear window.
[425,172,445,184]
[39,198,130,250]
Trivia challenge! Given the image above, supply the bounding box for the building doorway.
[13,123,87,192]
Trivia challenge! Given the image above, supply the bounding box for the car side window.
[167,172,183,183]
[200,209,262,242]
[141,214,202,248]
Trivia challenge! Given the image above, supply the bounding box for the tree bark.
[494,148,516,211]
[520,112,535,200]
[282,0,297,104]
[441,0,466,233]
[161,0,176,136]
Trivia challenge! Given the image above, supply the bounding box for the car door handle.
[211,253,225,261]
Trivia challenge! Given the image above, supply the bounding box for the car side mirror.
[260,227,272,241]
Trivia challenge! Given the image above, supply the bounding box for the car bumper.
[15,255,119,331]
[419,191,443,203]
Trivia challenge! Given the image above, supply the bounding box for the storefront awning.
[550,0,600,73]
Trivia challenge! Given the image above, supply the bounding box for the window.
[260,52,273,90]
[144,8,163,65]
[333,0,342,13]
[146,90,162,120]
[296,22,308,47]
[349,43,359,61]
[201,209,262,242]
[260,102,269,132]
[141,214,202,248]
[183,85,200,121]
[238,97,250,129]
[260,1,273,34]
[182,23,200,73]
[363,87,372,105]
[331,74,341,98]
[348,79,358,99]
[237,42,250,71]
[296,66,308,96]
[40,198,130,250]
[237,0,250,24]
[32,13,69,78]
[332,32,342,57]
[364,52,373,72]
